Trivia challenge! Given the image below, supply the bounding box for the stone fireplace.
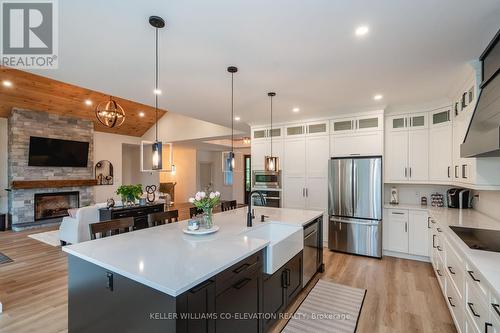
[34,191,80,221]
[8,109,95,229]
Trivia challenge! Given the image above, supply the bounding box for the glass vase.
[203,208,213,229]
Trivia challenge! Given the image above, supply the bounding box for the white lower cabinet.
[283,176,306,209]
[383,208,429,257]
[429,214,499,333]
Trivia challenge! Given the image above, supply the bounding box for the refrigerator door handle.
[330,217,380,226]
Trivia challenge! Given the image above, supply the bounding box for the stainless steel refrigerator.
[328,156,382,258]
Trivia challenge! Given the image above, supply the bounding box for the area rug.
[28,230,61,247]
[0,252,13,265]
[282,279,366,333]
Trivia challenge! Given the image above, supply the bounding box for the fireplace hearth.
[34,191,80,221]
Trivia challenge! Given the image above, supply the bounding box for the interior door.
[408,129,429,181]
[328,158,353,217]
[353,157,382,220]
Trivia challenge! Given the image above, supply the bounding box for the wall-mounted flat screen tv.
[28,136,89,167]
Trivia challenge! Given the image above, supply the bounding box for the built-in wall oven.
[252,170,282,207]
[252,170,281,189]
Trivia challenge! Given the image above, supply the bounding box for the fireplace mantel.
[11,179,98,189]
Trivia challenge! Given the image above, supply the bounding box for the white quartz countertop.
[63,207,323,297]
[427,207,500,299]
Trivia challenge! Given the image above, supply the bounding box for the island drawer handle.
[233,263,250,273]
[468,302,480,318]
[190,280,213,293]
[467,270,481,282]
[233,278,251,290]
[447,266,456,275]
[447,297,456,307]
[106,272,114,292]
[286,269,291,287]
[492,303,500,317]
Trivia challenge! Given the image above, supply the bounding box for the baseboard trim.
[383,250,430,263]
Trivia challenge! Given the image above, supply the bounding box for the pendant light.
[95,96,125,128]
[227,66,238,171]
[265,92,279,171]
[150,15,165,170]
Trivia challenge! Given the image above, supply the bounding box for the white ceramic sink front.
[242,223,303,274]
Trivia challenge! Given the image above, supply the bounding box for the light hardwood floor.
[0,227,455,333]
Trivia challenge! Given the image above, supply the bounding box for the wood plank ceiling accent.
[0,67,167,137]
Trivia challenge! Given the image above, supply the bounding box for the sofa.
[59,203,109,245]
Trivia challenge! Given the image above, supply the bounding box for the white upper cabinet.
[285,124,306,137]
[385,130,409,181]
[306,121,329,136]
[408,112,428,129]
[331,117,355,135]
[331,112,383,135]
[251,127,283,140]
[283,137,306,176]
[388,112,428,132]
[356,114,384,132]
[306,136,330,178]
[429,108,453,182]
[250,139,284,171]
[408,129,429,181]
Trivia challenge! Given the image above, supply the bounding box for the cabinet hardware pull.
[190,280,213,293]
[233,263,250,274]
[431,219,436,224]
[436,227,442,233]
[437,246,443,252]
[405,222,407,233]
[286,269,291,287]
[404,167,407,178]
[306,188,308,197]
[486,323,493,333]
[106,272,114,292]
[233,278,252,290]
[447,266,456,275]
[409,167,412,178]
[447,166,451,178]
[436,269,443,277]
[492,303,500,317]
[391,212,405,215]
[467,270,481,282]
[302,188,305,197]
[468,302,480,317]
[462,164,467,179]
[432,235,436,248]
[455,166,458,178]
[447,297,456,307]
[427,217,431,229]
[281,270,288,288]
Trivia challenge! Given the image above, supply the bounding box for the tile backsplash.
[384,184,451,206]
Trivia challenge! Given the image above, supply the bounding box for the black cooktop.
[450,226,500,253]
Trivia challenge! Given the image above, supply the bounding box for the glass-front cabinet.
[252,127,283,140]
[388,112,428,131]
[331,118,355,134]
[430,108,451,127]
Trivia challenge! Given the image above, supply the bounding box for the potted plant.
[188,191,221,229]
[116,184,143,206]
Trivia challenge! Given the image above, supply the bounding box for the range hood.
[461,29,500,158]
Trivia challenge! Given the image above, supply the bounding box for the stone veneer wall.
[8,109,94,226]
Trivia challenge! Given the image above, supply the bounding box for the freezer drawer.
[328,217,382,258]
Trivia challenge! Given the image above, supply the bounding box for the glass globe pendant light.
[265,92,279,171]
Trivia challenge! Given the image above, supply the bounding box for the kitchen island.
[63,207,324,333]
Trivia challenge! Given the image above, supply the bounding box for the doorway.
[244,155,251,204]
[199,162,213,192]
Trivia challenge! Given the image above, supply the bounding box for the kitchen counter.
[384,202,431,211]
[63,207,323,297]
[427,207,500,299]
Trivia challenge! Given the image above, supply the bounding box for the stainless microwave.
[252,170,281,189]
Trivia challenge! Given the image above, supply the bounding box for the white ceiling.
[30,0,500,132]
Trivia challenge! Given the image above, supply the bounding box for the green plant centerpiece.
[188,191,221,229]
[116,184,143,206]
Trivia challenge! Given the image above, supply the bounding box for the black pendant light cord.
[155,27,159,142]
[231,72,234,154]
[270,94,273,157]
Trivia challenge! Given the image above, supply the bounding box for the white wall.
[122,144,159,187]
[93,132,142,203]
[0,119,7,213]
[142,112,240,143]
[384,184,451,206]
[473,190,500,221]
[160,146,197,203]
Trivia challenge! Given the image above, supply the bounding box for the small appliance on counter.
[447,188,471,209]
[431,193,444,207]
[390,186,399,204]
[420,196,428,206]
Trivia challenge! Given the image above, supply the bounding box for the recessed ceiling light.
[139,112,145,117]
[355,25,369,36]
[153,89,162,95]
[2,80,13,87]
[84,99,92,106]
[373,94,383,100]
[234,116,241,121]
[292,107,300,113]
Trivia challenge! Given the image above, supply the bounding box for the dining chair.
[148,210,179,227]
[189,206,203,218]
[221,200,238,212]
[89,217,134,240]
